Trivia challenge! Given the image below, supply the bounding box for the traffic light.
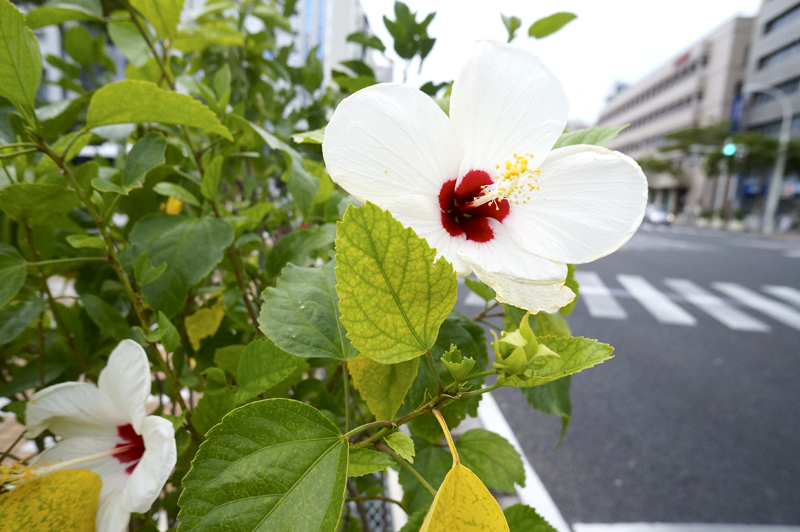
[722,143,737,156]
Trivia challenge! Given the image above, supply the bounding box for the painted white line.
[574,271,627,320]
[664,279,770,332]
[617,275,697,326]
[574,523,800,532]
[477,393,571,532]
[762,285,800,309]
[713,283,800,332]
[785,249,800,258]
[464,291,487,307]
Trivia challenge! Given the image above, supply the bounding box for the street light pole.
[744,84,793,235]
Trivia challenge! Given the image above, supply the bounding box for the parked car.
[645,204,675,225]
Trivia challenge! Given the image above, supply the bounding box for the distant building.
[596,17,754,215]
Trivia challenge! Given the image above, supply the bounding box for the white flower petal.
[123,416,176,513]
[97,488,131,532]
[506,145,648,264]
[450,41,568,177]
[381,194,471,275]
[323,83,463,205]
[458,225,574,313]
[98,340,151,433]
[26,382,121,439]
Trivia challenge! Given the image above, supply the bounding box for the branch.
[377,443,436,497]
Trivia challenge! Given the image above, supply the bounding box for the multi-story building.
[596,17,754,215]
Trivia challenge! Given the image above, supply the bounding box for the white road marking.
[664,279,770,332]
[478,394,570,532]
[463,290,487,307]
[574,271,627,319]
[617,275,697,326]
[574,524,800,532]
[762,285,800,309]
[713,283,800,332]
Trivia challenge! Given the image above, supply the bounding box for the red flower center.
[438,170,510,243]
[115,424,145,474]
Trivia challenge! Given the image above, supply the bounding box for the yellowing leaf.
[348,355,418,421]
[0,469,101,532]
[185,296,225,351]
[420,464,510,532]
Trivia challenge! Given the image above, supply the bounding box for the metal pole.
[761,88,793,235]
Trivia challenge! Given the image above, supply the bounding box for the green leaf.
[520,377,572,442]
[346,32,385,52]
[528,12,577,39]
[290,128,324,145]
[234,338,298,404]
[63,24,100,67]
[191,386,234,435]
[178,399,348,532]
[0,298,46,345]
[153,182,201,206]
[201,155,223,200]
[336,202,457,364]
[265,226,335,279]
[36,129,93,175]
[123,132,167,188]
[559,265,579,316]
[128,215,234,317]
[464,277,495,302]
[0,0,42,112]
[81,293,130,340]
[399,510,428,532]
[156,311,180,353]
[441,346,475,383]
[251,4,291,31]
[531,312,571,338]
[397,444,450,514]
[348,448,395,477]
[0,183,80,228]
[92,178,128,196]
[66,234,106,250]
[0,243,27,309]
[384,432,415,464]
[553,125,628,149]
[134,251,167,286]
[35,93,92,137]
[107,20,151,68]
[504,504,558,532]
[27,1,103,29]
[500,336,613,388]
[348,355,419,421]
[501,14,522,42]
[456,429,525,493]
[87,80,233,140]
[259,262,356,361]
[130,0,184,38]
[214,345,244,376]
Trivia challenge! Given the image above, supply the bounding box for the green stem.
[378,443,436,497]
[459,381,503,398]
[0,431,26,464]
[27,257,108,268]
[346,496,407,513]
[443,369,501,393]
[477,318,503,331]
[471,300,499,321]
[432,409,459,466]
[426,350,444,396]
[342,420,392,441]
[342,361,351,433]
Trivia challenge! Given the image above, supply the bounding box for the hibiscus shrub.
[0,1,646,531]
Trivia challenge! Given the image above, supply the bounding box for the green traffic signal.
[723,143,737,156]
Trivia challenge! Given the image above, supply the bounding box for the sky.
[359,0,763,125]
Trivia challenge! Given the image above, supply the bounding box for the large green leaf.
[0,0,42,111]
[130,0,183,38]
[553,125,628,149]
[107,20,151,68]
[26,1,104,29]
[127,215,234,317]
[123,132,167,187]
[0,244,27,309]
[456,429,525,493]
[521,376,572,441]
[335,202,457,364]
[259,262,356,360]
[347,448,395,477]
[348,355,418,421]
[178,399,348,532]
[0,183,80,227]
[0,298,46,345]
[504,504,558,532]
[87,81,233,140]
[500,336,613,388]
[527,12,577,39]
[234,338,297,404]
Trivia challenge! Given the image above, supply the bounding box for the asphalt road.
[457,224,800,526]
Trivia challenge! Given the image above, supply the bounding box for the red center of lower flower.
[115,424,145,474]
[438,170,510,242]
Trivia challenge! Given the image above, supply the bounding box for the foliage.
[0,1,613,530]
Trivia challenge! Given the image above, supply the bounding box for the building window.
[752,76,800,105]
[764,2,800,34]
[758,39,800,69]
[750,113,800,136]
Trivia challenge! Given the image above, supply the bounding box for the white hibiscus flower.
[323,41,647,312]
[25,340,176,532]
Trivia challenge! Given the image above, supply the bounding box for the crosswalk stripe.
[761,285,800,309]
[713,283,800,332]
[664,279,770,332]
[617,275,697,325]
[573,271,627,319]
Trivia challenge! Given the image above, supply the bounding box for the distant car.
[645,204,675,225]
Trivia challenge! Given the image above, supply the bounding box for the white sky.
[360,0,763,124]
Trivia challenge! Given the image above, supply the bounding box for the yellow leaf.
[348,355,419,421]
[0,469,101,532]
[420,463,510,532]
[185,296,226,351]
[165,197,184,214]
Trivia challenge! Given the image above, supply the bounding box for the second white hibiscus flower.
[323,41,647,313]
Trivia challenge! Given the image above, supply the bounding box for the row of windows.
[615,134,667,155]
[764,2,800,34]
[626,92,703,132]
[758,38,800,70]
[752,76,800,105]
[750,114,800,136]
[599,56,708,124]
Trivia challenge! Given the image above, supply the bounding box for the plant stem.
[346,496,407,513]
[459,381,503,399]
[471,300,499,321]
[377,443,436,497]
[477,318,503,331]
[342,420,392,441]
[0,431,26,464]
[432,409,459,466]
[26,257,108,267]
[342,361,351,433]
[426,350,444,396]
